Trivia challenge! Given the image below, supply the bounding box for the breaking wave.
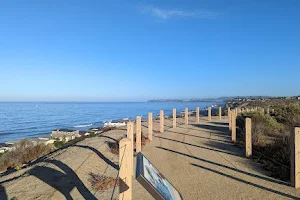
[74,124,93,128]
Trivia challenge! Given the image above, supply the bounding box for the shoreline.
[0,103,225,145]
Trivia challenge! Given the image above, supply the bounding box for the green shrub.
[53,140,65,149]
[239,111,283,142]
[88,132,96,137]
[273,103,300,128]
[237,109,293,181]
[64,136,85,146]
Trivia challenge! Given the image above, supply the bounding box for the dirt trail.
[1,116,300,199]
[133,116,300,200]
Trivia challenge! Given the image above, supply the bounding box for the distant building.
[51,129,80,140]
[104,121,126,127]
[0,143,13,153]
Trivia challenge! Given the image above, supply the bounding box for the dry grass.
[0,139,53,171]
[236,105,299,181]
[107,134,149,155]
[89,172,118,192]
[107,141,119,155]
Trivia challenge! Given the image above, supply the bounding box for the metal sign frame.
[136,152,183,200]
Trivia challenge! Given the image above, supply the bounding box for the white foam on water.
[74,124,93,128]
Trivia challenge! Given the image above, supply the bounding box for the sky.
[0,0,300,102]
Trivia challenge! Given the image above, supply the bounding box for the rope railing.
[111,143,127,200]
[115,105,299,199]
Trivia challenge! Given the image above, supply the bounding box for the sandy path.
[0,129,127,200]
[1,116,300,199]
[134,116,300,200]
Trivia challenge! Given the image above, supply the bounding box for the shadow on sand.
[165,129,231,144]
[1,142,120,200]
[156,146,290,187]
[191,163,297,199]
[192,124,230,136]
[73,144,119,170]
[209,122,229,126]
[0,184,7,200]
[29,159,97,200]
[155,136,241,157]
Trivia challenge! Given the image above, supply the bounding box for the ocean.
[0,102,222,143]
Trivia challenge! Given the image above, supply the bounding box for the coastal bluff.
[1,115,300,199]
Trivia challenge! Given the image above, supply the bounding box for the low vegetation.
[0,139,53,171]
[89,172,118,192]
[108,141,119,155]
[107,133,149,156]
[236,103,300,181]
[0,126,121,173]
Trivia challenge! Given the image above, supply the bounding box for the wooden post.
[208,107,212,121]
[127,121,134,176]
[185,108,188,125]
[160,110,164,133]
[219,107,222,120]
[173,108,176,128]
[148,113,153,141]
[119,138,132,200]
[261,108,265,114]
[245,118,252,157]
[136,116,141,153]
[291,127,300,188]
[229,111,232,130]
[267,108,270,115]
[231,112,236,143]
[196,107,200,123]
[228,108,231,130]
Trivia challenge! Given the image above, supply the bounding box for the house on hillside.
[0,143,13,153]
[51,129,81,141]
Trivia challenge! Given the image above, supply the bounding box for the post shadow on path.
[155,135,241,157]
[201,140,246,157]
[190,163,298,200]
[0,137,98,178]
[164,129,232,144]
[209,122,229,126]
[73,144,119,170]
[28,159,97,200]
[0,184,8,200]
[156,146,290,187]
[175,125,231,139]
[192,124,230,136]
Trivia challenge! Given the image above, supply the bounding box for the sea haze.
[0,102,221,143]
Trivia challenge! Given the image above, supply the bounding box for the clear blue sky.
[0,0,299,102]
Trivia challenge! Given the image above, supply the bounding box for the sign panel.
[136,153,183,200]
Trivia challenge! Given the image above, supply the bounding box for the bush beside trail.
[236,103,300,181]
[0,140,53,171]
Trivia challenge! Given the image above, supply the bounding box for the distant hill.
[148,98,230,103]
[148,96,293,103]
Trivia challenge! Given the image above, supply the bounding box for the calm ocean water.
[0,102,222,143]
